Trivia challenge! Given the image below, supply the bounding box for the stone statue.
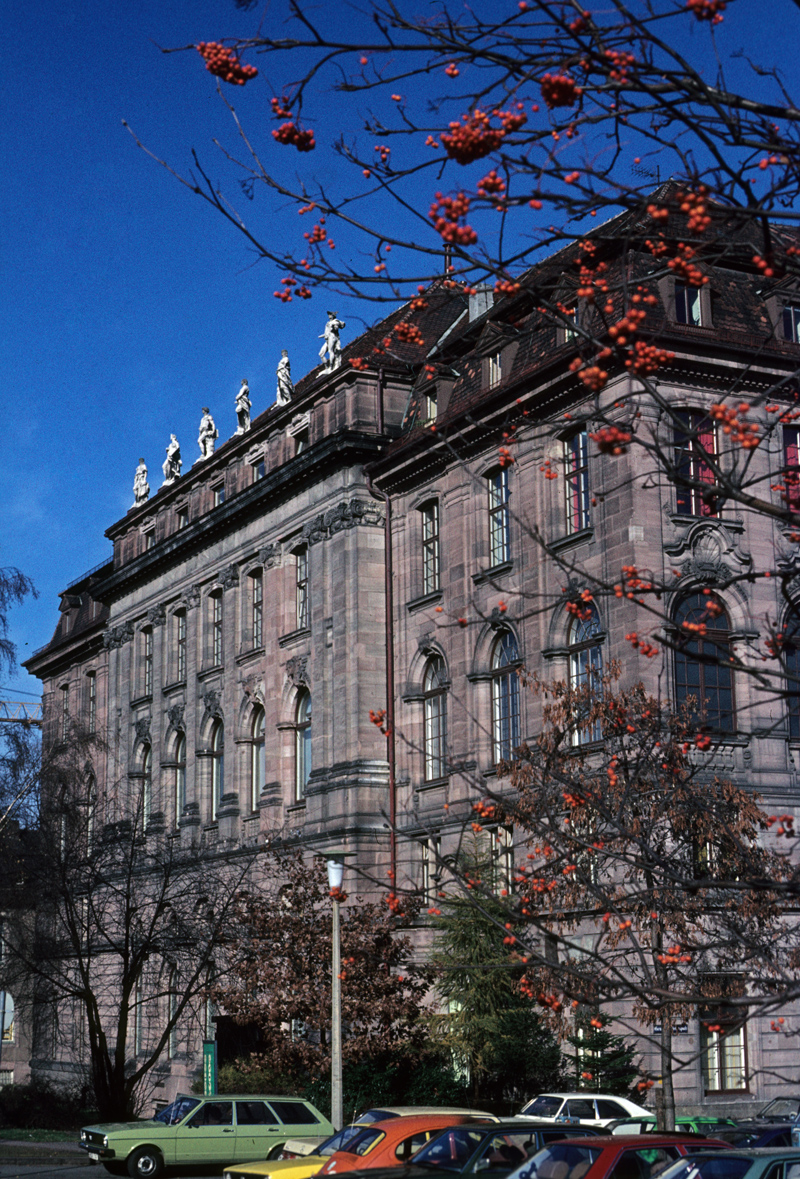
[162,435,181,485]
[133,458,150,506]
[319,311,345,372]
[197,407,218,460]
[235,379,251,434]
[277,351,294,405]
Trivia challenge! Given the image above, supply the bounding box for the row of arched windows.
[134,691,312,828]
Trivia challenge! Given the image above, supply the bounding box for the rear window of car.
[267,1101,320,1124]
[596,1100,628,1119]
[344,1129,385,1157]
[319,1126,364,1156]
[356,1109,400,1124]
[522,1098,564,1118]
[412,1127,487,1170]
[236,1102,271,1126]
[519,1143,602,1179]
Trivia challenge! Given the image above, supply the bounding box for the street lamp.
[320,849,354,1131]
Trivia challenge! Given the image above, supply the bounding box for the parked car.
[353,1108,497,1125]
[504,1134,731,1179]
[608,1117,737,1136]
[79,1094,333,1178]
[518,1095,652,1127]
[709,1123,794,1149]
[224,1124,369,1179]
[740,1099,800,1123]
[316,1113,491,1174]
[656,1149,800,1179]
[316,1120,609,1179]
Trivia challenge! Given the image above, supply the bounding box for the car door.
[563,1099,598,1125]
[182,1100,236,1165]
[263,1099,332,1158]
[235,1100,283,1162]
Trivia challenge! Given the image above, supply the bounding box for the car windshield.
[657,1160,755,1179]
[508,1143,601,1179]
[759,1098,800,1119]
[319,1126,367,1156]
[520,1098,563,1119]
[153,1096,201,1125]
[356,1110,401,1124]
[411,1127,487,1171]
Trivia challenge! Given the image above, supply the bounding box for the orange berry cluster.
[686,0,725,22]
[540,458,558,480]
[608,307,646,347]
[429,192,478,244]
[752,253,781,278]
[591,425,632,454]
[369,707,391,735]
[477,170,507,200]
[540,72,582,108]
[647,204,669,223]
[349,357,370,370]
[393,321,425,345]
[374,144,391,164]
[626,339,675,375]
[570,358,609,392]
[495,278,522,296]
[270,97,292,118]
[767,813,796,836]
[197,42,258,85]
[709,401,761,449]
[625,632,660,658]
[657,944,692,964]
[439,106,526,164]
[569,11,590,33]
[668,243,708,286]
[677,187,711,232]
[604,49,636,83]
[273,122,316,151]
[444,62,460,77]
[273,276,312,302]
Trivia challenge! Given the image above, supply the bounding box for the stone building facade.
[22,204,800,1112]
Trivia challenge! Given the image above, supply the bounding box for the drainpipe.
[365,367,396,884]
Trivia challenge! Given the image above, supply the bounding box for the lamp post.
[321,849,353,1131]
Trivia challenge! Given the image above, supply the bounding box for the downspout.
[365,366,396,884]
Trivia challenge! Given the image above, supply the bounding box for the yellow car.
[223,1125,365,1179]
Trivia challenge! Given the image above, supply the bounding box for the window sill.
[162,680,186,695]
[236,645,265,664]
[407,590,443,612]
[472,560,513,585]
[198,664,223,680]
[549,527,593,553]
[287,799,307,813]
[417,775,449,791]
[279,626,311,648]
[130,694,152,708]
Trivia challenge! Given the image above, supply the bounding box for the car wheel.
[267,1143,287,1160]
[126,1147,165,1179]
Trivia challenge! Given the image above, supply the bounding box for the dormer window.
[784,305,800,344]
[213,485,225,507]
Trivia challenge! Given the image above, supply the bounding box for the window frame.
[174,733,186,829]
[210,720,224,820]
[673,593,736,733]
[487,351,503,388]
[568,606,604,745]
[295,691,312,802]
[783,424,800,512]
[784,304,800,344]
[251,569,264,650]
[491,631,521,763]
[420,500,441,596]
[174,609,187,683]
[86,671,97,735]
[563,430,590,535]
[142,626,154,697]
[422,655,448,782]
[141,743,152,831]
[674,410,718,518]
[251,706,265,812]
[487,467,511,567]
[210,592,223,667]
[296,547,309,631]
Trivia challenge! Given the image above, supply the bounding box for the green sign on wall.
[202,1040,217,1095]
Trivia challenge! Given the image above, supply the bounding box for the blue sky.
[3,0,800,701]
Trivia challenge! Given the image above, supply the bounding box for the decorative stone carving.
[235,380,252,434]
[319,311,345,372]
[104,621,134,649]
[202,689,222,718]
[133,458,150,507]
[258,543,282,569]
[182,584,201,611]
[243,674,265,705]
[417,632,434,653]
[147,605,166,628]
[665,521,751,585]
[277,351,294,405]
[286,656,309,688]
[162,434,182,485]
[134,717,151,742]
[167,703,185,731]
[302,514,327,546]
[221,565,240,591]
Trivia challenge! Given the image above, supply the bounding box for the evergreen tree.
[567,1011,639,1097]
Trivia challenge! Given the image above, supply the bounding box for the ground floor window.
[701,1021,748,1093]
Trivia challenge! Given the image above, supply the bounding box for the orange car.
[318,1115,489,1175]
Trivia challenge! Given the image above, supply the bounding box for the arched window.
[210,721,224,819]
[0,992,15,1043]
[295,692,311,801]
[492,632,521,762]
[251,707,265,811]
[86,773,97,850]
[141,627,154,697]
[174,609,187,682]
[174,733,186,828]
[423,655,448,781]
[141,744,152,829]
[568,605,604,744]
[674,594,735,731]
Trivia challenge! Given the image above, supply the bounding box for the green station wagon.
[79,1094,334,1179]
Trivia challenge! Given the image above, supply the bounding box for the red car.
[318,1115,489,1174]
[512,1134,730,1179]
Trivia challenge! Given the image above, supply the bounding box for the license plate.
[89,1153,100,1161]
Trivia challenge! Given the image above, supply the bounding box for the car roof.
[557,1135,725,1147]
[348,1114,490,1135]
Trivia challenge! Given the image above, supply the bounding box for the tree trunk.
[659,1021,676,1131]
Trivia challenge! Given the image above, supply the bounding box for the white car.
[518,1092,651,1127]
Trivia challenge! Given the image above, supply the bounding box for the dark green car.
[79,1094,334,1179]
